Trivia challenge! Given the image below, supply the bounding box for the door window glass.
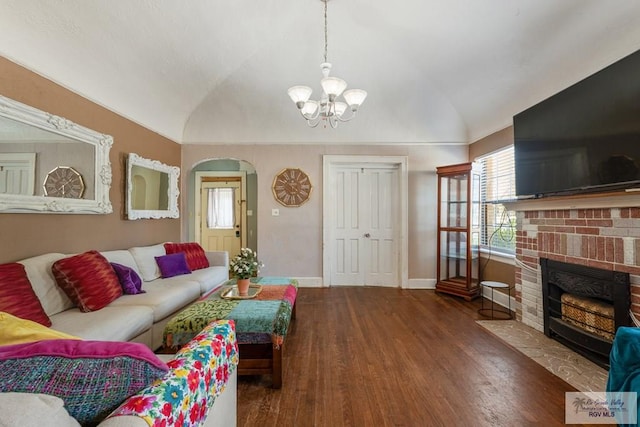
[206,188,235,229]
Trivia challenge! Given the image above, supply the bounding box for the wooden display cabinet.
[435,162,481,300]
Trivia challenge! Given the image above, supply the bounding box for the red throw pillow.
[52,251,123,312]
[0,263,51,326]
[164,242,209,271]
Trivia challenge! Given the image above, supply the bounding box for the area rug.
[476,320,608,392]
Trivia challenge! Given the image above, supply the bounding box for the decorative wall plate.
[272,168,312,207]
[43,166,85,199]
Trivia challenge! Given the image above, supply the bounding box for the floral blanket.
[163,277,297,350]
[107,320,238,427]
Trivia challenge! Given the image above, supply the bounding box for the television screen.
[514,49,640,198]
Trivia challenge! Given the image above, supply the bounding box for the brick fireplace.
[514,205,640,336]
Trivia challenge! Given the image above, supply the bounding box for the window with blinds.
[478,146,516,254]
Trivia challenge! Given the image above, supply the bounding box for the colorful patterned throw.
[107,320,238,427]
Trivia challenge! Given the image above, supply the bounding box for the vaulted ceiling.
[1,0,639,145]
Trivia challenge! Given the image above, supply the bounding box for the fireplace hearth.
[541,258,630,368]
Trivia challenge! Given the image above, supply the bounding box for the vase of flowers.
[230,248,264,296]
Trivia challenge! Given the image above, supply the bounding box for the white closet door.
[331,165,399,286]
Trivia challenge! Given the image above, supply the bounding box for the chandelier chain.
[323,0,328,63]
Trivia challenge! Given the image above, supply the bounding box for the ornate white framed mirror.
[126,153,180,220]
[0,95,113,214]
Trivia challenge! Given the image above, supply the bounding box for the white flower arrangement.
[229,248,264,279]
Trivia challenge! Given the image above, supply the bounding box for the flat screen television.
[514,49,640,198]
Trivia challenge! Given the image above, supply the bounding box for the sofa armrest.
[102,320,238,427]
[206,251,229,269]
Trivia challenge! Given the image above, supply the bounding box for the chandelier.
[287,0,367,128]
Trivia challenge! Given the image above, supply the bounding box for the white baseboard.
[406,278,436,289]
[290,277,437,289]
[291,277,324,287]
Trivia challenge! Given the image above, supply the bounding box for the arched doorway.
[188,159,258,258]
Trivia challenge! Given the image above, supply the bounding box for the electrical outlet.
[272,208,280,216]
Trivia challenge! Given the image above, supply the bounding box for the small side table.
[478,281,513,320]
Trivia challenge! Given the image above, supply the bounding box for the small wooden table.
[163,277,297,388]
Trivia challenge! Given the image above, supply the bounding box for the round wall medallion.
[272,168,312,207]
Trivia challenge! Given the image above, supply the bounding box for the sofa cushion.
[50,305,154,342]
[155,252,192,278]
[0,339,168,426]
[0,263,51,326]
[101,249,142,276]
[0,312,79,346]
[189,266,229,294]
[19,253,72,317]
[164,242,210,271]
[0,393,80,427]
[111,262,145,294]
[52,250,123,312]
[108,278,201,322]
[129,244,165,282]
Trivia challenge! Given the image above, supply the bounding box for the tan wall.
[182,143,468,280]
[0,57,181,263]
[469,126,513,161]
[481,257,516,285]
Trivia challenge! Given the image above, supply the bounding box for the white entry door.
[199,180,243,259]
[331,165,399,286]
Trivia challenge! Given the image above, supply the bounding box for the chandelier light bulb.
[343,89,368,109]
[334,102,347,117]
[302,100,319,116]
[320,76,347,98]
[287,86,313,107]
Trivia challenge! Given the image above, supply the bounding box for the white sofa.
[3,243,236,427]
[19,243,228,350]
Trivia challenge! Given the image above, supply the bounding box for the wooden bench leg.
[272,344,282,389]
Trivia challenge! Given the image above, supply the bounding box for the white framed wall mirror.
[126,153,180,220]
[0,95,113,214]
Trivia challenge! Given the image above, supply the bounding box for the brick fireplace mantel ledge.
[503,190,640,212]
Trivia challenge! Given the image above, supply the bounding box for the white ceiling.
[1,0,639,145]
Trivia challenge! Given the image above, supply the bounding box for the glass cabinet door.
[439,174,468,229]
[439,230,468,283]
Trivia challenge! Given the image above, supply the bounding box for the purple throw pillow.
[155,252,192,278]
[110,262,145,294]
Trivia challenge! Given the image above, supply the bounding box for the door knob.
[364,233,371,238]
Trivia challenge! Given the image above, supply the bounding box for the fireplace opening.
[541,258,630,368]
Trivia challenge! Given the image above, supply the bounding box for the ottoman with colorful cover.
[163,277,297,388]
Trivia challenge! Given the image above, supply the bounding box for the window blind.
[478,146,516,253]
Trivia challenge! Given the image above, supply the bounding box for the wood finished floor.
[237,287,598,427]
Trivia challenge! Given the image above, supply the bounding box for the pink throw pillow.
[164,242,209,271]
[0,263,51,326]
[52,251,123,312]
